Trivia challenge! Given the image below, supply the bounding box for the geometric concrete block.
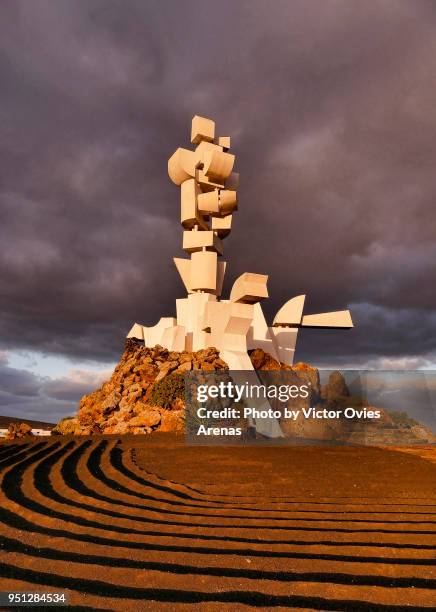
[220,303,255,370]
[180,178,208,229]
[270,326,299,366]
[218,136,231,150]
[197,189,220,214]
[190,250,218,292]
[182,230,223,255]
[143,317,177,347]
[191,115,215,145]
[230,272,268,304]
[201,300,229,335]
[175,297,189,331]
[219,189,237,214]
[195,141,223,157]
[168,148,197,185]
[175,258,225,297]
[220,348,253,371]
[176,293,216,331]
[176,292,216,351]
[273,295,306,327]
[200,299,254,369]
[211,214,232,238]
[196,169,225,190]
[215,260,227,297]
[161,325,186,352]
[173,257,193,293]
[223,302,254,346]
[126,322,144,340]
[301,310,353,329]
[203,150,235,182]
[246,303,280,361]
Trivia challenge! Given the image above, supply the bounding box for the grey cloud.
[41,370,109,402]
[297,304,436,367]
[0,360,106,421]
[0,363,41,397]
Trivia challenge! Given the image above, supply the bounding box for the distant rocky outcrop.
[6,422,34,440]
[322,370,349,405]
[282,367,436,445]
[54,343,435,444]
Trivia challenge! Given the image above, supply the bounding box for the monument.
[127,115,353,369]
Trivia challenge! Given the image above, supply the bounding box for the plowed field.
[0,434,434,610]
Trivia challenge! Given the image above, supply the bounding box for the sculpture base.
[127,292,298,370]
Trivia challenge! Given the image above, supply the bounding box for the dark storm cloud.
[1,0,436,369]
[0,367,40,398]
[0,357,108,421]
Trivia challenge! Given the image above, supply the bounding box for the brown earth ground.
[0,434,434,610]
[384,446,436,465]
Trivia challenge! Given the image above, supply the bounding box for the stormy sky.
[1,0,436,422]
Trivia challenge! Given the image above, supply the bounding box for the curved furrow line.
[0,441,53,470]
[0,438,434,609]
[87,443,436,525]
[63,439,373,521]
[1,535,435,590]
[54,439,436,534]
[121,445,436,516]
[45,441,436,549]
[2,441,435,566]
[0,443,29,459]
[2,515,434,598]
[15,441,169,537]
[55,440,436,550]
[2,438,434,549]
[85,441,436,531]
[32,441,435,536]
[0,560,430,611]
[35,440,436,551]
[5,531,433,608]
[2,497,435,584]
[24,442,436,568]
[0,445,32,466]
[128,448,436,509]
[128,446,436,509]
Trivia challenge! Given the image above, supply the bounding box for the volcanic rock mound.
[65,340,228,436]
[56,344,435,444]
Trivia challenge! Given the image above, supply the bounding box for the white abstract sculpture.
[127,115,353,368]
